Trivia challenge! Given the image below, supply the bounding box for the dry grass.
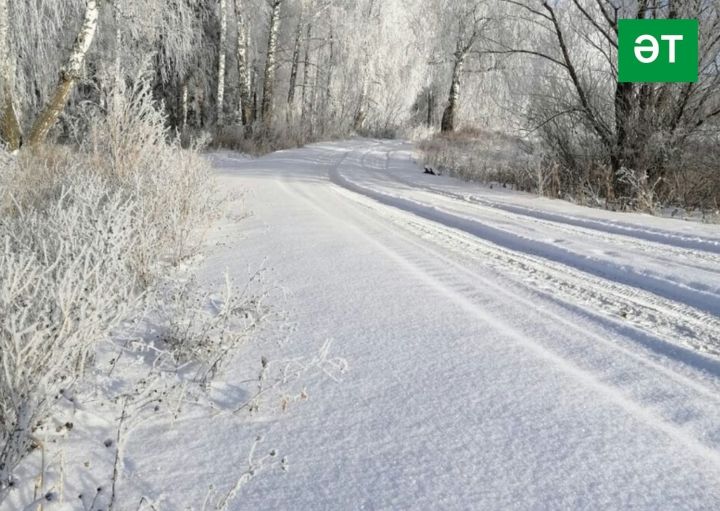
[0,73,219,499]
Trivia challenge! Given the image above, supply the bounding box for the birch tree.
[0,0,21,150]
[287,9,304,115]
[217,0,228,127]
[27,0,100,146]
[439,1,491,132]
[261,0,283,129]
[300,20,313,127]
[235,0,254,126]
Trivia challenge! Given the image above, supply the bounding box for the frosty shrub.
[617,167,663,213]
[0,70,220,501]
[0,145,78,216]
[87,69,217,281]
[420,130,534,189]
[156,272,270,386]
[0,172,140,497]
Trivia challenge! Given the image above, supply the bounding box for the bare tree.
[497,0,720,197]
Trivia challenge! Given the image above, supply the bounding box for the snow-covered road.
[173,140,720,509]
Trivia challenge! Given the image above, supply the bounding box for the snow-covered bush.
[420,130,534,188]
[617,167,663,213]
[0,145,77,216]
[0,172,140,498]
[87,69,217,281]
[0,70,220,502]
[156,272,270,385]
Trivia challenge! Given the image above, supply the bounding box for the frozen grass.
[0,171,141,497]
[0,70,347,508]
[0,72,218,500]
[419,129,720,217]
[155,271,271,386]
[418,129,537,190]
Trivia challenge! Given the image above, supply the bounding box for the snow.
[205,139,720,509]
[5,139,720,510]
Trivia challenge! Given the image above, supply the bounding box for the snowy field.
[5,139,720,510]
[204,139,720,509]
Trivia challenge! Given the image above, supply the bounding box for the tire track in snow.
[278,155,720,473]
[325,145,720,374]
[330,156,720,318]
[367,162,720,275]
[381,148,720,255]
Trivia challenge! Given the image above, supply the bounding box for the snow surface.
[201,139,720,509]
[6,139,720,510]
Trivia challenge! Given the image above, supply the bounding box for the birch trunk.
[427,88,434,128]
[234,0,253,126]
[323,27,334,130]
[0,0,21,150]
[195,84,204,127]
[182,82,189,129]
[27,0,99,146]
[310,50,322,135]
[217,0,227,127]
[300,21,312,127]
[261,0,282,129]
[441,52,465,133]
[353,79,367,132]
[251,68,258,124]
[287,16,303,110]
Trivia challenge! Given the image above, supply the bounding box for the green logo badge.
[618,19,698,83]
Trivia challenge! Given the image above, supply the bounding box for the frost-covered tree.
[436,1,492,132]
[495,0,720,196]
[27,0,99,146]
[261,0,283,129]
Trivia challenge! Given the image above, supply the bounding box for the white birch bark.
[0,0,21,150]
[217,0,228,127]
[234,0,253,126]
[300,21,312,127]
[28,0,99,146]
[287,14,304,110]
[322,26,334,132]
[441,53,465,132]
[182,82,189,129]
[261,0,282,129]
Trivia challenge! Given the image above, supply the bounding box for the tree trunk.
[427,88,433,128]
[310,49,322,135]
[234,0,253,126]
[441,53,464,133]
[611,81,634,198]
[287,16,303,110]
[323,26,335,133]
[353,80,367,132]
[181,82,189,129]
[251,68,258,122]
[27,0,99,147]
[0,0,21,150]
[300,21,312,128]
[195,84,204,127]
[216,0,227,127]
[261,0,282,130]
